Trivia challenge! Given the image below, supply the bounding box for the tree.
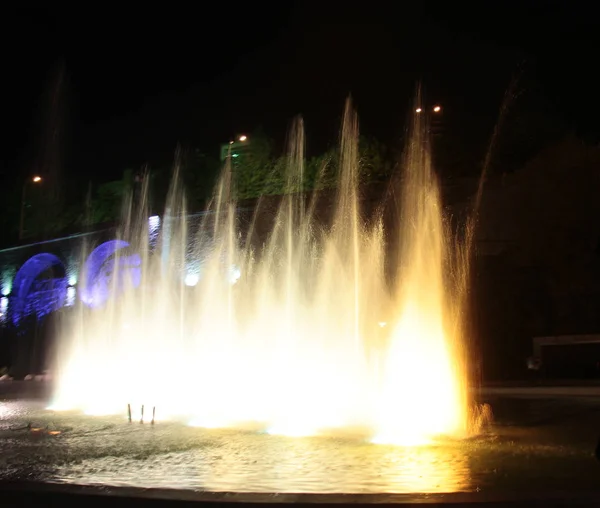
[358,136,392,183]
[232,131,395,200]
[233,129,285,199]
[180,149,221,211]
[87,172,131,225]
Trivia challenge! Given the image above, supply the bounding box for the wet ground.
[1,388,600,496]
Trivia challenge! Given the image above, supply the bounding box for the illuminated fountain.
[51,98,479,445]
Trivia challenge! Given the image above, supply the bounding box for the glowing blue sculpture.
[80,240,141,308]
[11,253,67,325]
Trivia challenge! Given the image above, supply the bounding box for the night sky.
[2,2,598,186]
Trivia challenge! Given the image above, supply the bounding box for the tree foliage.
[232,132,393,200]
[0,131,396,245]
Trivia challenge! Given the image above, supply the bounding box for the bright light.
[433,106,441,113]
[238,135,247,142]
[184,273,199,287]
[65,287,76,307]
[373,132,467,445]
[148,215,160,230]
[415,108,422,113]
[68,275,77,287]
[50,100,473,447]
[1,282,10,297]
[232,153,239,158]
[0,297,8,322]
[229,265,241,285]
[32,176,42,183]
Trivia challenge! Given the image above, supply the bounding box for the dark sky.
[1,2,599,186]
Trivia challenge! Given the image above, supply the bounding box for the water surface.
[1,396,599,495]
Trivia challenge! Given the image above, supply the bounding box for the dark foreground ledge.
[0,482,599,508]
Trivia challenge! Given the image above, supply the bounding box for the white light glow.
[1,281,11,297]
[51,100,477,446]
[148,215,160,230]
[0,296,7,322]
[65,287,76,307]
[229,265,241,285]
[184,273,199,287]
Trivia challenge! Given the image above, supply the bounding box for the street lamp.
[19,175,42,240]
[238,135,247,142]
[433,105,442,113]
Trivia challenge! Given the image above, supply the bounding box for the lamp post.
[415,105,442,114]
[19,175,42,240]
[415,104,443,137]
[220,134,249,162]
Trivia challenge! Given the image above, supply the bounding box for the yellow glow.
[373,107,468,446]
[239,135,247,141]
[384,446,469,492]
[415,108,422,113]
[433,106,441,113]
[32,176,42,183]
[373,304,465,445]
[51,100,476,447]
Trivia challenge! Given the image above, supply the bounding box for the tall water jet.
[374,95,469,445]
[51,97,472,444]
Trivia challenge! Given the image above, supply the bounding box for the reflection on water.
[382,446,469,493]
[0,401,470,493]
[2,398,600,495]
[189,435,471,493]
[54,435,470,493]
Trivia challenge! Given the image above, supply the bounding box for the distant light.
[184,273,199,287]
[68,275,77,287]
[415,108,422,113]
[32,176,42,183]
[378,321,387,328]
[0,296,8,322]
[1,283,10,297]
[232,153,239,158]
[229,265,241,285]
[148,215,160,230]
[229,140,234,145]
[238,135,247,142]
[433,105,441,113]
[65,287,76,307]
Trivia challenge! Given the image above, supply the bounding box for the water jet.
[50,97,478,446]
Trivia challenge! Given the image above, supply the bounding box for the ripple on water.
[1,399,598,494]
